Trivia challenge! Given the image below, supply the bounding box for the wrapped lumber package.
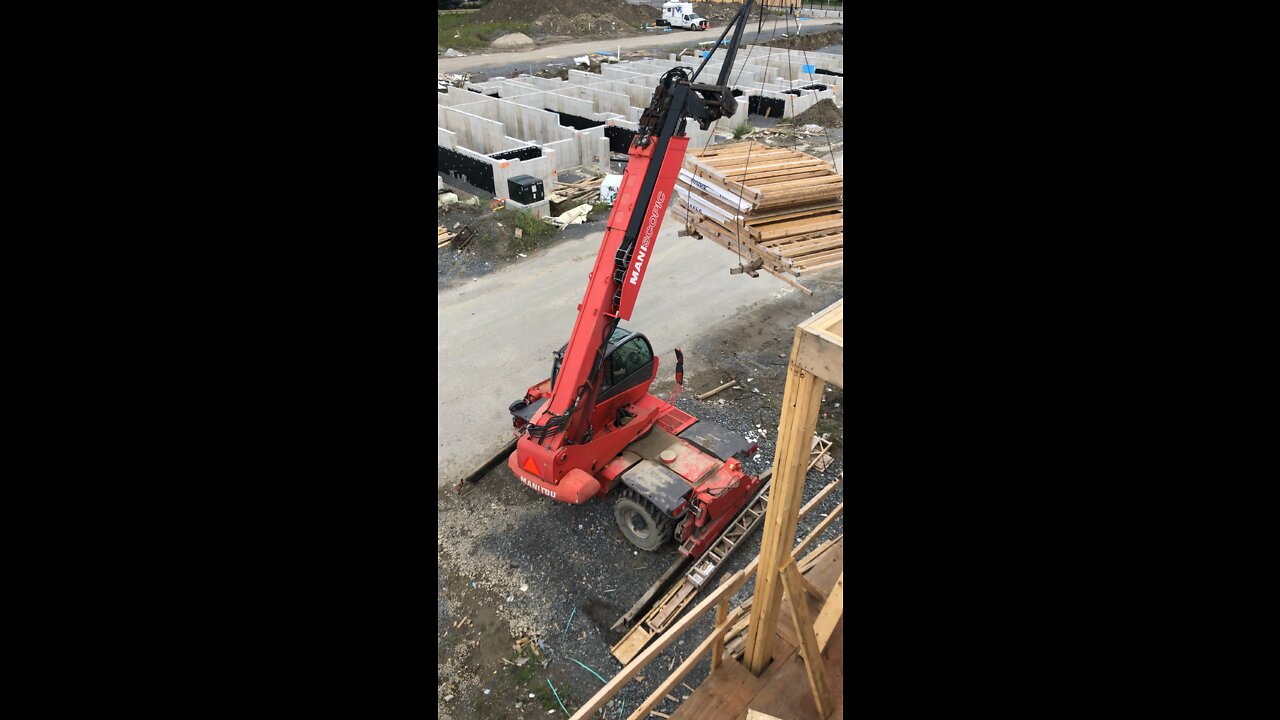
[673,142,843,288]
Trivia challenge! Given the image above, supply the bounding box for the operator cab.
[551,327,654,401]
[511,327,655,428]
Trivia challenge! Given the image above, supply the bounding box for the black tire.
[615,489,674,552]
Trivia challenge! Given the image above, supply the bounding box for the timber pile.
[673,142,843,293]
[548,177,601,215]
[437,225,453,248]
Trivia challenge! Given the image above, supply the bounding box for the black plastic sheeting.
[815,68,843,78]
[800,84,828,92]
[490,146,542,161]
[606,125,637,153]
[749,95,787,117]
[548,108,604,131]
[438,145,495,194]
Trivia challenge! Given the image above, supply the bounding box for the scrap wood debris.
[438,224,475,250]
[548,176,603,214]
[809,434,834,471]
[437,72,474,89]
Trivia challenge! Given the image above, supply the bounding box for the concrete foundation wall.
[492,149,557,202]
[438,47,842,197]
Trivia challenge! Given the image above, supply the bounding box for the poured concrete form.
[438,45,843,199]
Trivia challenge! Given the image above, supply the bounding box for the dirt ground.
[437,270,844,720]
[437,31,846,718]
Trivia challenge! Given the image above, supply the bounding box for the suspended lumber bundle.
[673,142,843,292]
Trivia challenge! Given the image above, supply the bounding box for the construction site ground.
[437,272,844,719]
[438,18,844,718]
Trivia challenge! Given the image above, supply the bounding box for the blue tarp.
[802,63,816,73]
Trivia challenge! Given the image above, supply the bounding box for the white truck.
[655,2,708,31]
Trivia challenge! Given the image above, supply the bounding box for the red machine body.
[505,3,763,558]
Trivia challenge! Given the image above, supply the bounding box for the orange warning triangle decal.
[522,456,541,478]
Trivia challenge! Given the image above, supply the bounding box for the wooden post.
[743,323,825,675]
[780,560,834,718]
[712,597,728,670]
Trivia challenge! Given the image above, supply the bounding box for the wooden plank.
[797,535,842,574]
[793,503,843,560]
[698,379,738,401]
[739,645,816,719]
[569,568,751,720]
[780,560,834,719]
[799,572,827,601]
[626,607,746,720]
[743,322,826,675]
[747,215,844,240]
[740,617,843,720]
[763,267,816,296]
[611,624,655,666]
[713,598,728,670]
[774,538,842,653]
[788,248,844,266]
[754,217,844,242]
[775,237,844,258]
[667,657,763,720]
[793,258,845,275]
[794,300,843,388]
[813,573,843,651]
[752,177,843,195]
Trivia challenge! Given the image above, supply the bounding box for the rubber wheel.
[615,489,674,552]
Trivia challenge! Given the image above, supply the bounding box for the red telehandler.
[505,1,764,560]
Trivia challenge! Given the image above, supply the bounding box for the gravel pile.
[792,98,843,128]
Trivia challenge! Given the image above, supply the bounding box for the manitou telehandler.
[505,1,762,560]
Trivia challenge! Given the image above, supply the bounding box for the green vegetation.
[438,12,531,50]
[733,122,754,139]
[507,209,556,254]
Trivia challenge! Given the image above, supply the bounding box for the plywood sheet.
[668,658,763,720]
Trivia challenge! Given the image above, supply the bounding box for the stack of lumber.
[437,225,454,248]
[673,142,843,292]
[548,177,601,215]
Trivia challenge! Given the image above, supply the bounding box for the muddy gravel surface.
[437,269,844,719]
